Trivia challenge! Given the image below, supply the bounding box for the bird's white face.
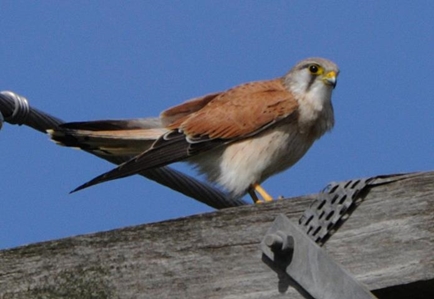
[283,58,339,132]
[284,58,339,104]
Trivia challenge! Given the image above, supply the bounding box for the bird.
[48,57,339,203]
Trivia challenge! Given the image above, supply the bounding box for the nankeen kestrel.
[49,57,339,203]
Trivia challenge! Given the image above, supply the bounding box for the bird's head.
[283,57,339,100]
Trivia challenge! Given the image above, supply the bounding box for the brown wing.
[161,92,221,127]
[165,79,298,140]
[71,78,299,193]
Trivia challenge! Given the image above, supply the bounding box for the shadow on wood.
[0,171,433,299]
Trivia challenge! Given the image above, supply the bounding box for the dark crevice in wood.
[373,279,434,299]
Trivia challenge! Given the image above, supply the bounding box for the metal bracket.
[261,174,418,297]
[261,214,377,299]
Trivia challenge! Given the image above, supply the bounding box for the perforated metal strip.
[299,178,372,245]
[298,173,419,245]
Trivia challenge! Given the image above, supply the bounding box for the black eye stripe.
[305,75,316,92]
[304,64,320,91]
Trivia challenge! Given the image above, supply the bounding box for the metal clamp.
[0,107,3,130]
[0,91,30,126]
[261,214,377,299]
[261,174,416,297]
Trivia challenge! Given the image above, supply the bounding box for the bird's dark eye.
[309,64,320,74]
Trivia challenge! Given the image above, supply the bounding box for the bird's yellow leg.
[249,183,273,203]
[248,188,263,204]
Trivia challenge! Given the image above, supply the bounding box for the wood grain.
[1,172,433,299]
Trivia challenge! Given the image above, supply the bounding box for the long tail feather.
[70,132,191,193]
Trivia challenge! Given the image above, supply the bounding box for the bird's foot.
[248,183,273,204]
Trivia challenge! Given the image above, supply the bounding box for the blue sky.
[1,1,433,250]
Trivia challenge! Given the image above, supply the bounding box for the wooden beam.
[1,172,433,299]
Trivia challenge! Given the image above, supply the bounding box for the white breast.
[190,80,335,199]
[190,122,315,198]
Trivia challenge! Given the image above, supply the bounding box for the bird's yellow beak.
[323,71,338,88]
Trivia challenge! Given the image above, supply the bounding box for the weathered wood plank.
[0,172,433,299]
